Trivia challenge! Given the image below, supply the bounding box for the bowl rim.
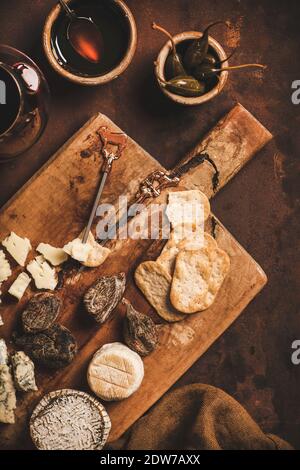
[154,31,229,105]
[43,0,137,85]
[0,62,23,137]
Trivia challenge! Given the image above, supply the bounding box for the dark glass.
[51,0,130,77]
[0,45,50,162]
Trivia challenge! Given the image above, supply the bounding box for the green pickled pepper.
[152,22,186,78]
[184,21,227,70]
[159,76,205,97]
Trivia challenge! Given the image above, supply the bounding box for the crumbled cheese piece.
[2,232,32,267]
[37,243,68,266]
[0,250,12,283]
[0,315,3,327]
[8,272,31,301]
[27,256,58,290]
[63,232,110,268]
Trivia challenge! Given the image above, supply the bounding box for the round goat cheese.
[87,342,144,401]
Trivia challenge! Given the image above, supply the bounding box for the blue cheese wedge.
[0,249,12,283]
[27,256,58,291]
[2,232,32,267]
[0,339,8,365]
[8,272,31,301]
[11,351,38,392]
[0,364,17,424]
[37,243,68,267]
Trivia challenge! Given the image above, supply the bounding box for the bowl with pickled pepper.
[153,22,266,106]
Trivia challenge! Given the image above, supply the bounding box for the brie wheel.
[2,232,32,267]
[87,343,144,401]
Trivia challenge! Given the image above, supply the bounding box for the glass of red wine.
[0,45,50,162]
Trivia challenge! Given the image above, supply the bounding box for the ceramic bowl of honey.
[43,0,137,85]
[155,31,229,106]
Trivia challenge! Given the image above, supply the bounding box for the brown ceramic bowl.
[43,0,137,86]
[154,31,229,105]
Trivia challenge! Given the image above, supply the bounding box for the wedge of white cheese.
[63,232,110,268]
[2,232,32,267]
[27,256,58,291]
[0,250,12,283]
[37,243,68,267]
[8,272,31,301]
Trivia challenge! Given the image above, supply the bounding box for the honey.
[51,0,130,77]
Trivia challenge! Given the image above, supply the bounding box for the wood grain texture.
[175,103,273,198]
[0,104,272,449]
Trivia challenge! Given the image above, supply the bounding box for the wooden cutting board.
[0,104,272,449]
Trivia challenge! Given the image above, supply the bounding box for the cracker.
[170,247,230,314]
[158,231,217,277]
[200,247,230,310]
[166,190,210,231]
[170,249,211,313]
[134,261,185,322]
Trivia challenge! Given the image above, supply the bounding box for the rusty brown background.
[0,0,299,449]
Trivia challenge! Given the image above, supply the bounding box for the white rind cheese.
[30,389,111,450]
[8,272,31,300]
[87,342,144,401]
[27,256,58,291]
[0,249,12,283]
[63,232,110,268]
[0,364,17,424]
[2,232,32,267]
[11,351,38,392]
[37,243,68,266]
